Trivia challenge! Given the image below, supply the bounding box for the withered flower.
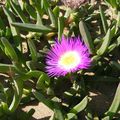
[61,0,87,9]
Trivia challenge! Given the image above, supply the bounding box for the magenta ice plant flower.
[45,36,91,77]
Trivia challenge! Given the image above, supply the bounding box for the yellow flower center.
[58,51,81,70]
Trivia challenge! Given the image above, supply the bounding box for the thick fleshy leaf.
[11,22,53,33]
[115,11,120,33]
[26,70,43,79]
[105,83,120,119]
[0,63,15,73]
[9,0,28,23]
[27,39,37,62]
[43,0,57,27]
[9,77,23,112]
[110,61,120,71]
[54,103,64,120]
[79,20,95,54]
[0,15,5,29]
[36,73,50,90]
[97,29,111,55]
[1,37,18,62]
[104,0,117,8]
[67,96,88,119]
[36,11,43,25]
[53,6,60,18]
[3,7,19,36]
[99,5,108,33]
[24,2,37,19]
[58,17,64,41]
[3,7,21,47]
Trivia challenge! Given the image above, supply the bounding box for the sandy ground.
[22,102,53,120]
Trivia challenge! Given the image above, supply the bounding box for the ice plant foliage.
[46,36,91,77]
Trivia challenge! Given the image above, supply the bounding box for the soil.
[22,102,53,120]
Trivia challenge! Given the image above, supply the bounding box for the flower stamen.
[58,51,81,70]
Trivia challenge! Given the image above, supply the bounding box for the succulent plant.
[0,0,120,120]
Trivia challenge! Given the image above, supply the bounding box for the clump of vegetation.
[0,0,120,119]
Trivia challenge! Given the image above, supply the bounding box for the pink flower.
[45,36,91,77]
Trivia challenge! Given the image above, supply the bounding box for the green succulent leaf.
[36,73,50,90]
[3,7,21,47]
[24,2,37,20]
[0,83,7,103]
[9,77,23,112]
[36,11,43,25]
[1,37,18,62]
[0,16,5,30]
[79,20,95,54]
[58,17,64,41]
[26,70,43,79]
[9,0,28,23]
[105,0,118,8]
[104,83,120,119]
[53,6,60,18]
[0,63,15,73]
[11,22,53,33]
[27,39,37,62]
[54,105,64,120]
[110,61,120,71]
[97,29,111,55]
[3,7,19,36]
[67,96,88,119]
[43,0,57,27]
[99,5,108,33]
